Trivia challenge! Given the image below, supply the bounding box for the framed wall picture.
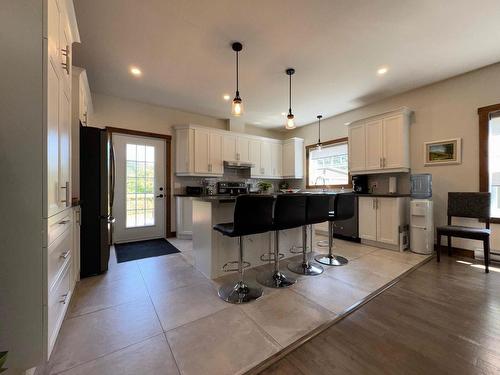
[424,138,462,166]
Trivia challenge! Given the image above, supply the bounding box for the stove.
[217,181,248,196]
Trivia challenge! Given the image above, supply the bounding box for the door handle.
[156,194,164,198]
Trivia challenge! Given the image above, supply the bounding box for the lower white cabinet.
[176,196,193,239]
[358,196,408,251]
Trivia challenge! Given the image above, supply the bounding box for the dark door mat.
[114,238,180,263]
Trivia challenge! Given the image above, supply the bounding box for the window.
[126,143,155,228]
[306,138,350,188]
[479,103,500,221]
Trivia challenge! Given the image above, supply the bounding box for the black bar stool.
[287,194,328,276]
[213,195,275,303]
[256,195,304,288]
[315,193,354,266]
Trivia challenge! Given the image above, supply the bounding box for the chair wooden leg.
[484,238,490,274]
[447,235,452,256]
[436,233,441,262]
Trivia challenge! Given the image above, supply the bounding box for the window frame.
[305,137,351,189]
[478,103,500,222]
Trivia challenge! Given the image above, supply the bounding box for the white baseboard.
[474,249,500,262]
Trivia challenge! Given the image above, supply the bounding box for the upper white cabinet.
[175,125,304,179]
[282,138,304,179]
[348,108,411,175]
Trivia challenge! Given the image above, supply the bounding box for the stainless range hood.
[224,160,254,169]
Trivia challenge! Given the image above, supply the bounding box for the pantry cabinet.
[348,108,411,175]
[175,125,304,179]
[358,196,408,251]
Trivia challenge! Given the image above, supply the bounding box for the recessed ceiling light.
[223,94,231,101]
[130,66,142,77]
[377,67,388,75]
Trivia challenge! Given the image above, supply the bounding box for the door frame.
[106,127,174,238]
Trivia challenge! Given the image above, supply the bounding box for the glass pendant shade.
[231,95,243,116]
[316,143,322,151]
[285,114,296,130]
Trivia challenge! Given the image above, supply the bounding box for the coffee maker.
[352,175,368,193]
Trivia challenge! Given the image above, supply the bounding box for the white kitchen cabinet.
[176,196,193,239]
[209,133,223,174]
[358,196,408,251]
[282,138,304,179]
[249,139,262,176]
[174,125,304,178]
[347,124,365,173]
[271,142,283,177]
[348,108,411,175]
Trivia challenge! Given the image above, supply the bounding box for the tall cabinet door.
[383,114,408,169]
[376,198,399,245]
[260,141,272,176]
[59,90,71,208]
[222,134,237,161]
[209,133,223,174]
[194,129,210,173]
[348,124,366,172]
[237,137,250,162]
[358,197,377,241]
[364,120,383,170]
[271,143,282,177]
[47,57,60,216]
[249,140,262,176]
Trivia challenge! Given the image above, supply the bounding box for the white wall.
[290,62,500,252]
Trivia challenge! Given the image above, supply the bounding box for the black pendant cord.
[317,115,322,145]
[288,73,292,115]
[235,50,239,97]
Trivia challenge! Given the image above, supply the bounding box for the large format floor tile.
[68,273,149,318]
[240,289,335,347]
[151,281,228,331]
[48,299,163,374]
[326,262,394,292]
[57,334,179,375]
[352,252,413,278]
[138,254,207,295]
[292,274,370,315]
[313,239,378,260]
[166,307,280,375]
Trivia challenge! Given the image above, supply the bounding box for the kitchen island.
[192,196,306,279]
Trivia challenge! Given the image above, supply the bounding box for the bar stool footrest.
[259,252,285,262]
[222,261,251,273]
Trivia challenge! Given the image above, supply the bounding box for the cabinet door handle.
[372,199,376,209]
[59,293,69,304]
[61,45,70,75]
[236,153,240,161]
[60,181,70,207]
[379,157,382,168]
[383,157,386,167]
[60,250,70,259]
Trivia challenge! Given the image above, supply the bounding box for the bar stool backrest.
[273,194,307,230]
[306,194,331,224]
[334,193,356,221]
[233,194,275,236]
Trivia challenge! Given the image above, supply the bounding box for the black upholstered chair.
[213,194,275,303]
[287,194,328,276]
[315,193,355,266]
[436,192,491,273]
[256,195,305,288]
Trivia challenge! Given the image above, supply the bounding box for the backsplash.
[367,173,410,194]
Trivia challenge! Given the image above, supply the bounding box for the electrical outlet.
[371,182,378,189]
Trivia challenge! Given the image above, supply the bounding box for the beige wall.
[289,62,500,252]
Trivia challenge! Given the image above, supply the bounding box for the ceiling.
[73,0,500,128]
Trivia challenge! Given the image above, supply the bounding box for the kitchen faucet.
[314,175,327,191]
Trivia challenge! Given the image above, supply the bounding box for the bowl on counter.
[280,188,301,194]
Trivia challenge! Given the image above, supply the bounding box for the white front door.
[113,133,166,243]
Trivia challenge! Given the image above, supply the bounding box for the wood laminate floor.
[260,255,500,375]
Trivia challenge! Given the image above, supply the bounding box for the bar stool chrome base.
[287,261,323,276]
[315,254,348,266]
[218,281,263,304]
[257,270,296,288]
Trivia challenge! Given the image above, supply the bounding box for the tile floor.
[43,237,430,375]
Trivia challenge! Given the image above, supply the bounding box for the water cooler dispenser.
[410,174,434,255]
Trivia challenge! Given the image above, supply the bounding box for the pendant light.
[231,42,244,116]
[285,68,296,129]
[316,115,323,151]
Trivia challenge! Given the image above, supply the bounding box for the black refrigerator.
[80,125,111,278]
